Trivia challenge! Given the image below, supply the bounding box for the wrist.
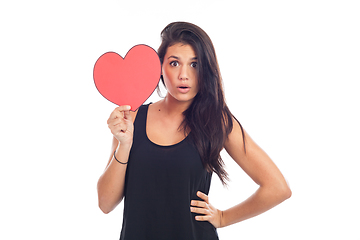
[113,142,132,164]
[218,209,225,228]
[117,141,133,151]
[113,150,128,164]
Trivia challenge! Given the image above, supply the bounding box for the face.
[162,43,199,104]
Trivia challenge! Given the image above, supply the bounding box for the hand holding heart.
[107,105,134,146]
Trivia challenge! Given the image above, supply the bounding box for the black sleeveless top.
[119,104,219,240]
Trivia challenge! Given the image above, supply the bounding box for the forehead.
[165,43,197,58]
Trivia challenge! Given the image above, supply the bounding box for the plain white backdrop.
[1,0,359,239]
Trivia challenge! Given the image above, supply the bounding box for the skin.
[97,43,292,228]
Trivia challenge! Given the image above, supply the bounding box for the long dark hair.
[157,22,245,185]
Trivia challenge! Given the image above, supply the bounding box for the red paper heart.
[93,44,161,111]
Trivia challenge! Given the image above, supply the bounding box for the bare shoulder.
[224,117,247,159]
[146,101,164,120]
[148,101,161,112]
[225,116,290,189]
[225,116,270,167]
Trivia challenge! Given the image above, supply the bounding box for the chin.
[170,95,195,104]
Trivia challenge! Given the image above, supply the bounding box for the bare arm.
[191,118,291,227]
[220,118,292,227]
[97,106,137,214]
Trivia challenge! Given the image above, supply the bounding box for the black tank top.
[119,104,219,240]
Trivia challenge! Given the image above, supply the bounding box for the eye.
[190,62,197,68]
[170,61,179,67]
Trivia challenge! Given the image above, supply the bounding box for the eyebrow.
[168,55,198,60]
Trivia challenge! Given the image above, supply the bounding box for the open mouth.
[177,86,191,93]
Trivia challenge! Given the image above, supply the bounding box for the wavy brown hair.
[157,22,245,185]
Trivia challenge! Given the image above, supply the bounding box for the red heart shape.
[93,44,161,111]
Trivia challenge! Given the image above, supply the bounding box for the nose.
[179,65,189,80]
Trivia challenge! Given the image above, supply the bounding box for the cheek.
[191,69,198,82]
[162,68,175,85]
[192,72,199,89]
[161,75,172,91]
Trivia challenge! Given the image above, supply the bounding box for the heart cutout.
[93,44,161,111]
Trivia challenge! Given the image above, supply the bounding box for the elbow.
[97,190,115,214]
[98,197,115,214]
[97,182,119,214]
[282,185,292,200]
[97,192,123,214]
[264,179,291,203]
[97,187,111,214]
[278,179,292,201]
[98,196,110,214]
[262,177,292,202]
[284,177,292,199]
[99,204,111,214]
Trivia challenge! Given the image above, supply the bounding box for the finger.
[108,118,125,128]
[108,118,126,132]
[108,105,131,121]
[123,109,133,121]
[113,122,127,131]
[190,207,209,215]
[191,200,207,208]
[108,111,121,123]
[195,215,210,221]
[116,105,131,113]
[197,191,209,203]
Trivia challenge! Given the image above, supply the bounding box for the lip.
[177,85,191,93]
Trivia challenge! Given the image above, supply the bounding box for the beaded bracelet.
[113,150,128,164]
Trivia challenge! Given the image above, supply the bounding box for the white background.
[1,0,359,239]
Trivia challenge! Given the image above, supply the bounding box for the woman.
[97,22,291,239]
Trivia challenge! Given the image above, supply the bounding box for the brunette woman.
[97,21,291,240]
